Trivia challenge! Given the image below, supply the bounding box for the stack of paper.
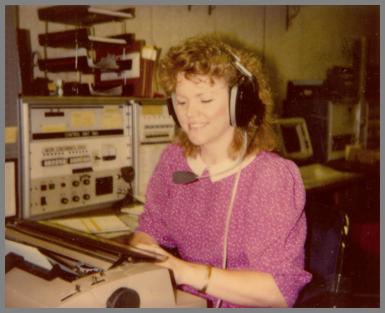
[47,215,131,234]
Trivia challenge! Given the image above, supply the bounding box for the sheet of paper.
[138,144,167,199]
[120,203,144,215]
[48,215,130,234]
[5,239,53,270]
[70,111,96,128]
[101,106,123,129]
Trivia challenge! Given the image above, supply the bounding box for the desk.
[6,261,206,308]
[299,163,360,191]
[298,160,380,307]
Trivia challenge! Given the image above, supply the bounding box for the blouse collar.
[186,150,255,182]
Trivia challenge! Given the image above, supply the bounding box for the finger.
[134,242,160,252]
[133,243,169,262]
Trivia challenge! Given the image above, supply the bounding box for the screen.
[281,125,301,153]
[272,117,313,161]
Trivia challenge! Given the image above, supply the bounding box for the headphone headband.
[225,48,254,79]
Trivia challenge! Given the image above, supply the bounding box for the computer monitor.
[272,117,313,161]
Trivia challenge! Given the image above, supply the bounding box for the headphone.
[166,49,265,128]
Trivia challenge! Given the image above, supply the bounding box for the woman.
[130,33,311,308]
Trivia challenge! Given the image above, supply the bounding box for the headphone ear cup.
[229,85,238,127]
[166,96,180,126]
[233,78,257,127]
[232,76,264,127]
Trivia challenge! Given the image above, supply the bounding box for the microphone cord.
[212,127,259,307]
[215,166,242,308]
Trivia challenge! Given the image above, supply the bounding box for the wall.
[16,5,379,111]
[265,5,379,112]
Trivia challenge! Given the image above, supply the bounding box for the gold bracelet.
[200,265,212,293]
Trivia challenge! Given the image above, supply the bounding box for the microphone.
[172,164,242,185]
[173,171,199,184]
[173,133,249,185]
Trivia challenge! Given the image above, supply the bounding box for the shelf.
[35,5,156,98]
[38,28,135,49]
[37,55,136,73]
[38,5,135,26]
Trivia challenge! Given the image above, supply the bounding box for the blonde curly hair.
[159,32,277,159]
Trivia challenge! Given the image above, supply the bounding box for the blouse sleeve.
[245,158,312,307]
[136,145,177,248]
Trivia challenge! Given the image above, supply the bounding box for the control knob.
[61,197,69,205]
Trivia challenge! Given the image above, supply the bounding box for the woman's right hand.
[129,231,158,246]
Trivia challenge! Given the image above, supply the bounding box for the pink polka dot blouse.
[137,144,312,307]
